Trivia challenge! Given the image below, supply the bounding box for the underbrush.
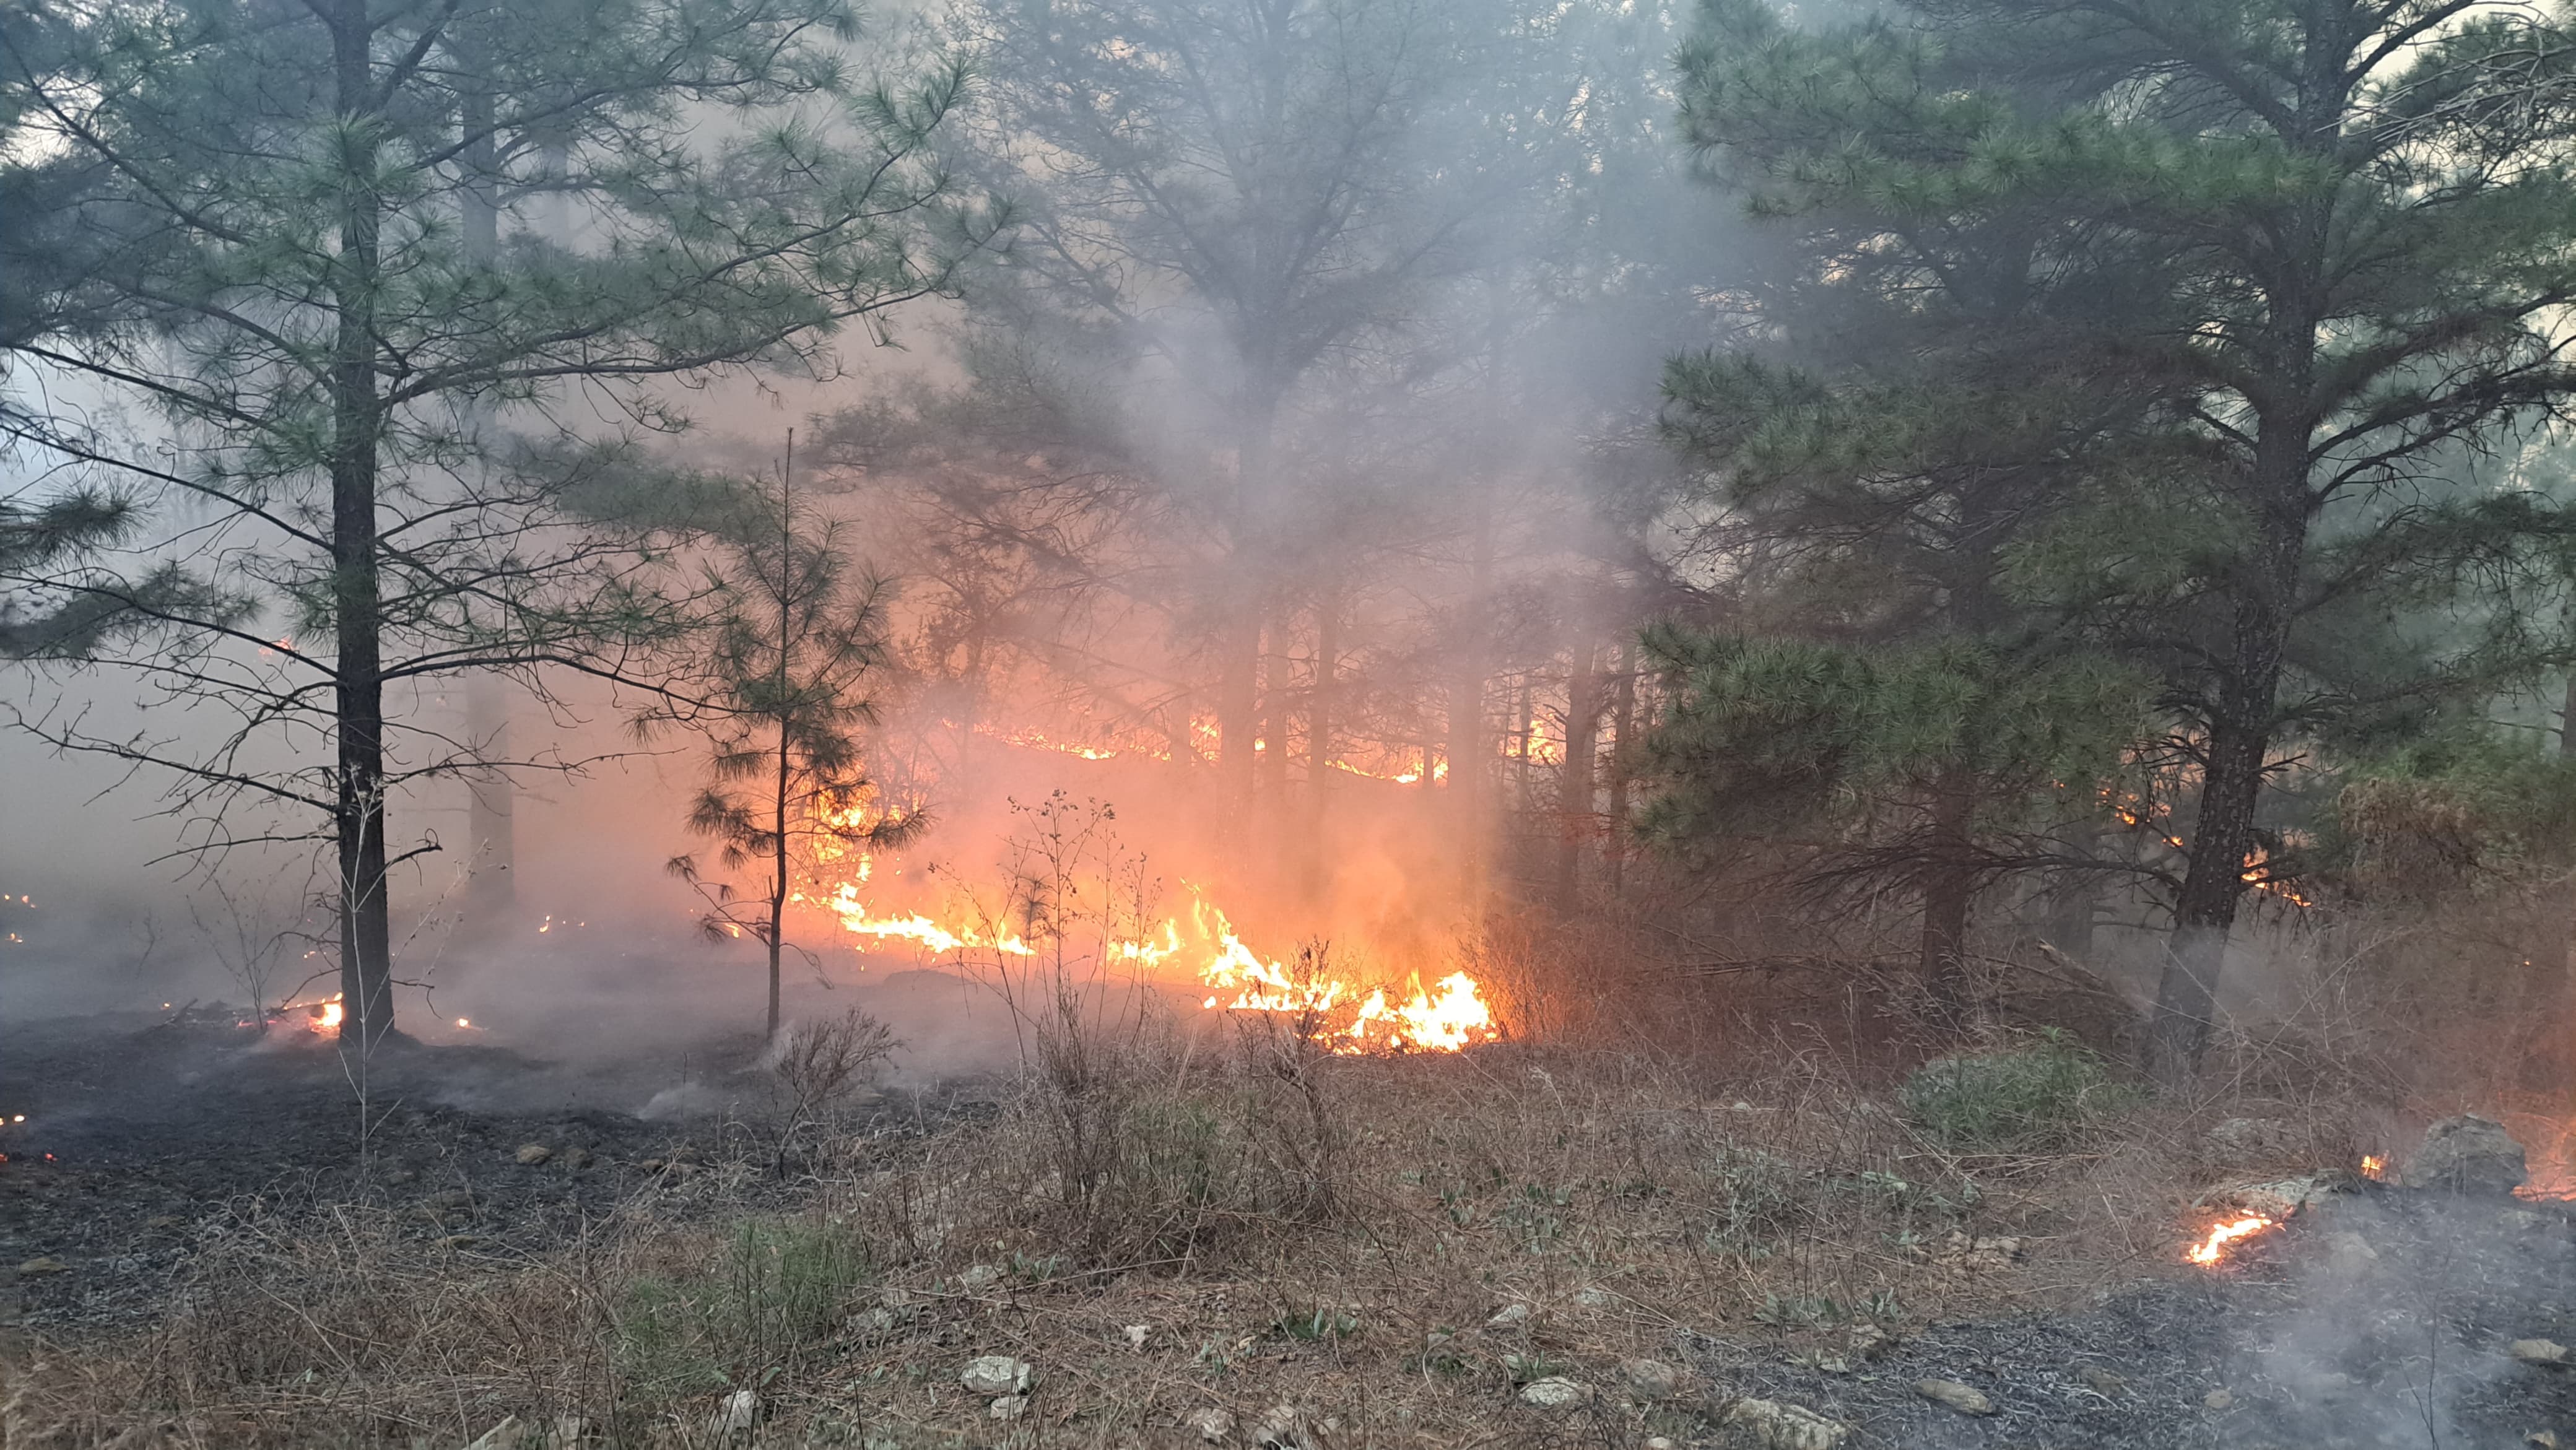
[2,1028,2219,1449]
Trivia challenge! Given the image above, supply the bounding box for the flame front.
[798,873,1497,1054]
[2186,1215,2275,1265]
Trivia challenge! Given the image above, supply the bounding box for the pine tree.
[1,0,993,1044]
[1674,0,2576,1080]
[664,436,923,1040]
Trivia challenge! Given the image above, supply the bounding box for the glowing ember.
[2186,1215,2275,1265]
[303,996,344,1034]
[2360,1155,2385,1181]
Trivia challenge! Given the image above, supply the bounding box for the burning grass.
[1,1033,2227,1449]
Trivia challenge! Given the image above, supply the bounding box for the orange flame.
[308,996,343,1034]
[2186,1215,2274,1265]
[2360,1155,2385,1181]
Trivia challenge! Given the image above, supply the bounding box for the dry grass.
[2,1022,2230,1449]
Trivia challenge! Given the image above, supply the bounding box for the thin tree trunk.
[1219,401,1279,809]
[771,714,790,1041]
[459,71,515,915]
[1305,591,1338,901]
[1604,641,1635,897]
[1916,767,1976,1024]
[767,435,796,1041]
[1553,643,1603,913]
[329,0,394,1049]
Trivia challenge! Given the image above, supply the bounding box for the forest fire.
[802,872,1497,1052]
[2187,1215,2276,1266]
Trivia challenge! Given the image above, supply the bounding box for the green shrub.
[612,1218,872,1400]
[1899,1031,2133,1149]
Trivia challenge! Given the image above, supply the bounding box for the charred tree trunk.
[770,714,791,1041]
[329,0,395,1049]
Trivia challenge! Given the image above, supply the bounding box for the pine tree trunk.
[329,0,394,1048]
[2146,425,2307,1085]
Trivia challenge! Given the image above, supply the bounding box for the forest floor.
[4,1001,2574,1449]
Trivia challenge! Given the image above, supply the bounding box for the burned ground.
[6,1010,2575,1449]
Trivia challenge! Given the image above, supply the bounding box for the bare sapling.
[765,1006,900,1174]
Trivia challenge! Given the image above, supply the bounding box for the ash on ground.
[1689,1186,2576,1448]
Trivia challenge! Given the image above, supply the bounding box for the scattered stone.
[958,1263,1003,1290]
[710,1389,758,1435]
[1125,1323,1152,1350]
[562,1146,594,1170]
[1913,1379,1995,1416]
[1518,1378,1588,1408]
[2408,1115,2528,1195]
[1721,1396,1850,1449]
[545,1414,585,1448]
[2212,1174,2348,1220]
[638,1158,665,1173]
[16,1257,66,1275]
[2513,1339,2570,1366]
[850,1306,900,1340]
[463,1415,521,1450]
[2528,1432,2559,1448]
[1621,1358,1682,1399]
[514,1143,552,1165]
[2204,1389,2235,1410]
[2076,1364,2129,1397]
[1486,1302,1531,1328]
[1934,1231,2022,1272]
[1185,1407,1235,1443]
[960,1355,1035,1396]
[2327,1231,2378,1267]
[989,1395,1028,1421]
[1253,1403,1303,1449]
[1646,1439,1679,1450]
[1846,1323,1893,1360]
[1574,1285,1616,1308]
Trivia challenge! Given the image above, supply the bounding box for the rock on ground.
[1914,1378,1996,1415]
[960,1355,1034,1396]
[1518,1378,1588,1408]
[1622,1357,1683,1399]
[1184,1407,1235,1443]
[1721,1397,1850,1449]
[2406,1114,2526,1194]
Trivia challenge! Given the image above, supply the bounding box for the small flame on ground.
[2186,1215,2276,1265]
[2360,1155,2385,1181]
[307,996,344,1034]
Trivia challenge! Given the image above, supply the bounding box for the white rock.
[1125,1323,1152,1350]
[1913,1378,1995,1415]
[464,1417,521,1450]
[958,1263,1004,1290]
[1573,1285,1615,1308]
[1185,1407,1236,1443]
[2512,1339,2569,1366]
[989,1394,1028,1421]
[960,1355,1034,1396]
[1518,1378,1588,1408]
[1486,1302,1531,1328]
[1721,1397,1849,1449]
[1621,1357,1682,1399]
[1646,1439,1680,1450]
[710,1389,759,1434]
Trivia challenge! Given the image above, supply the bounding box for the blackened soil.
[1689,1187,2576,1448]
[0,1007,985,1334]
